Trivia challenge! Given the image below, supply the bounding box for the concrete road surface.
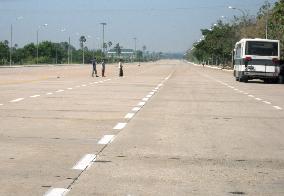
[0,60,283,196]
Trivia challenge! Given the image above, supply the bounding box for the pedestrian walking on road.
[91,58,98,77]
[118,60,123,77]
[101,59,106,77]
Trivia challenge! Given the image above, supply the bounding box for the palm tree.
[108,41,113,49]
[114,43,122,57]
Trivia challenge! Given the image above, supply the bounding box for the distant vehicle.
[233,38,280,83]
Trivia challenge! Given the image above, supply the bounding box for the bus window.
[245,41,278,56]
[235,44,241,58]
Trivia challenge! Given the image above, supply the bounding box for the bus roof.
[237,38,280,44]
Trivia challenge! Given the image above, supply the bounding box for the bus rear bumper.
[244,71,278,78]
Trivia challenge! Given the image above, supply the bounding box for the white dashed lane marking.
[44,188,70,196]
[142,98,149,102]
[72,154,97,170]
[98,135,115,145]
[0,104,3,106]
[125,113,135,119]
[30,95,40,98]
[146,95,152,98]
[46,92,53,95]
[113,123,127,130]
[56,90,64,93]
[138,102,146,106]
[217,79,283,111]
[263,101,272,105]
[67,88,73,90]
[10,98,24,103]
[273,106,282,110]
[132,107,141,112]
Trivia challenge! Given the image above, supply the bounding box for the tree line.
[186,0,284,66]
[0,35,156,65]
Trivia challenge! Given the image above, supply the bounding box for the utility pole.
[10,24,13,66]
[68,36,70,64]
[100,23,107,53]
[134,37,137,60]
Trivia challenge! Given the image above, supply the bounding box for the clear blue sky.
[0,0,278,53]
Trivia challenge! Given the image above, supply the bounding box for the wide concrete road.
[0,60,283,196]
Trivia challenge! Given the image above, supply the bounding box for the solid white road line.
[138,102,146,106]
[72,154,96,170]
[56,90,64,93]
[30,95,40,98]
[125,113,135,119]
[132,107,141,112]
[263,101,271,105]
[98,135,115,145]
[113,123,127,130]
[142,98,149,102]
[10,98,24,103]
[273,106,282,110]
[44,188,70,196]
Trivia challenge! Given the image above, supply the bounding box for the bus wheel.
[235,77,239,81]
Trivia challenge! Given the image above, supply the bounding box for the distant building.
[107,49,134,60]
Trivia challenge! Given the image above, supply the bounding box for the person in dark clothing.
[102,59,106,77]
[91,58,98,77]
[118,60,123,77]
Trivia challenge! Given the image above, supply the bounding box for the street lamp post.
[228,6,247,36]
[10,24,13,66]
[133,37,137,61]
[10,16,23,66]
[228,6,246,16]
[36,24,48,64]
[100,23,107,53]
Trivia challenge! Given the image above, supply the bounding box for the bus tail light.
[244,57,252,62]
[272,58,279,65]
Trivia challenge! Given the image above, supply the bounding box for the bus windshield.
[245,41,278,56]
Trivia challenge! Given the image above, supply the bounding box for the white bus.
[233,38,280,82]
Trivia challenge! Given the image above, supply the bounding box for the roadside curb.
[186,61,233,72]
